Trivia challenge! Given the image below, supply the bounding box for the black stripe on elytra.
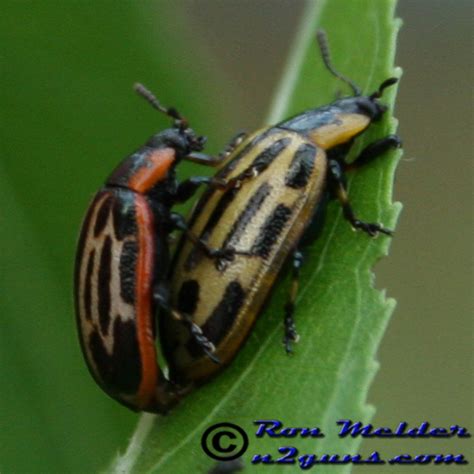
[251,204,293,259]
[245,137,291,176]
[183,129,287,235]
[211,137,290,240]
[201,187,238,241]
[183,185,240,272]
[89,318,141,394]
[84,249,95,321]
[215,127,283,181]
[285,143,317,189]
[178,132,290,272]
[112,189,137,241]
[94,194,113,237]
[119,240,138,305]
[185,280,245,358]
[222,182,271,251]
[98,236,112,335]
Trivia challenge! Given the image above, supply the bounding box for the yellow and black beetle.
[160,31,401,386]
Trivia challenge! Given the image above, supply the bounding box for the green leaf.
[110,0,402,473]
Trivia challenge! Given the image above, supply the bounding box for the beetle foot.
[206,246,237,261]
[219,166,260,191]
[353,220,393,237]
[188,322,221,364]
[283,319,299,354]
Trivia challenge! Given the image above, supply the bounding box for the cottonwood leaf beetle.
[74,84,248,413]
[161,30,402,386]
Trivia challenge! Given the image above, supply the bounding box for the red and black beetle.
[74,85,243,412]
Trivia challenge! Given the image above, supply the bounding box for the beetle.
[74,84,246,413]
[160,30,402,386]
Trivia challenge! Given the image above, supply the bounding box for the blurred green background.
[1,1,471,473]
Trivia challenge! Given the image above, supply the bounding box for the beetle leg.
[185,131,248,167]
[170,309,220,364]
[175,166,260,200]
[185,131,263,191]
[283,249,303,353]
[175,175,229,202]
[153,283,220,364]
[328,159,393,237]
[169,212,239,261]
[345,134,401,171]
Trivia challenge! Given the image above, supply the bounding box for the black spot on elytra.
[119,240,137,305]
[89,318,141,395]
[251,204,292,259]
[285,143,316,189]
[176,280,200,315]
[98,236,112,335]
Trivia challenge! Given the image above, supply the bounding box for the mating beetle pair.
[74,31,401,413]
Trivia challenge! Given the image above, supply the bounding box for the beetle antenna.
[370,77,398,99]
[316,30,362,97]
[133,83,188,128]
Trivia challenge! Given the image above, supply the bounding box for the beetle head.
[134,83,206,154]
[360,77,398,121]
[180,126,207,153]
